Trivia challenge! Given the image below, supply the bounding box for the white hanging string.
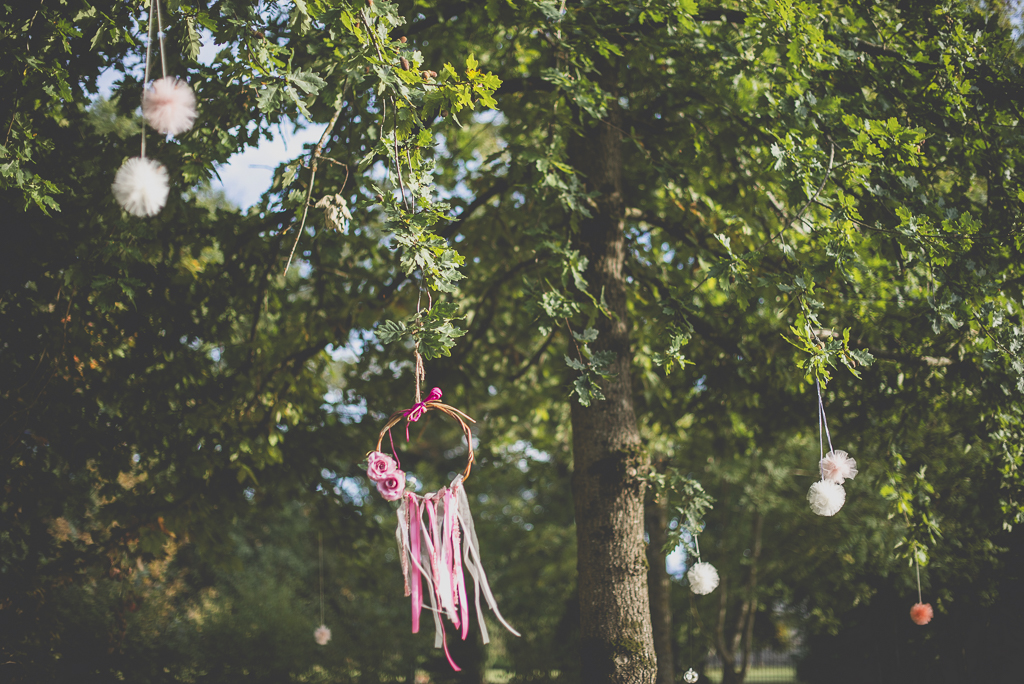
[816,379,834,461]
[139,0,170,159]
[154,0,168,80]
[915,554,923,604]
[140,0,157,158]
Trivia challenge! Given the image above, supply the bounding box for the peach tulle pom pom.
[910,602,933,625]
[143,77,197,136]
[819,450,858,484]
[314,624,332,645]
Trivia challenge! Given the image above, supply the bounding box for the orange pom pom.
[910,602,933,625]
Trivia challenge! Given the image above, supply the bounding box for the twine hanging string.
[414,349,425,405]
[412,283,432,405]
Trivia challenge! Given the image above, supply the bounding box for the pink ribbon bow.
[402,387,443,441]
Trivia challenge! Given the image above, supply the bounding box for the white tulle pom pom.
[112,157,169,216]
[820,450,858,484]
[142,77,197,136]
[687,562,720,595]
[314,624,331,645]
[808,480,846,516]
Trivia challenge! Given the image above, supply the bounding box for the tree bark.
[569,110,656,684]
[645,475,675,684]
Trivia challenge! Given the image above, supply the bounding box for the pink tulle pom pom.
[314,624,331,645]
[910,602,933,625]
[819,450,858,484]
[142,77,197,136]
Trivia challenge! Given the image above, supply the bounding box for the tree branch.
[509,325,558,382]
[284,100,348,274]
[450,256,541,364]
[696,8,746,23]
[496,76,557,95]
[439,177,509,240]
[852,38,905,59]
[811,329,957,367]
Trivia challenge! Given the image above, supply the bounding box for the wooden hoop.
[372,401,478,482]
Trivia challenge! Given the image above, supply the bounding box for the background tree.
[4,1,1024,683]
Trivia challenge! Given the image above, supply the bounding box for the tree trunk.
[716,577,740,684]
[645,475,675,684]
[715,513,765,684]
[569,110,657,684]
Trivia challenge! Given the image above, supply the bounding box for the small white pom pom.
[143,77,197,136]
[112,157,169,217]
[687,561,720,595]
[820,450,858,484]
[314,624,331,645]
[808,480,846,516]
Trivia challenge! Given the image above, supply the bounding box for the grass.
[702,665,799,683]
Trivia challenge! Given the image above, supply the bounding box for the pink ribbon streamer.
[394,475,517,671]
[446,484,470,640]
[401,387,443,441]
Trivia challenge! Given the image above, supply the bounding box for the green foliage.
[644,466,716,555]
[883,450,942,567]
[565,327,616,407]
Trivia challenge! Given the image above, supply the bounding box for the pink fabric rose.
[366,451,398,482]
[376,470,407,501]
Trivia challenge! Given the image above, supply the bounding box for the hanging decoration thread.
[807,380,857,517]
[682,588,700,682]
[366,361,518,671]
[314,531,332,645]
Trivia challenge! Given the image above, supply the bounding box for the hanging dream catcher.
[365,378,519,671]
[807,380,858,517]
[112,0,197,217]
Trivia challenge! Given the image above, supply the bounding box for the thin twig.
[284,100,347,274]
[764,141,836,250]
[509,326,558,382]
[393,130,410,210]
[563,316,585,364]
